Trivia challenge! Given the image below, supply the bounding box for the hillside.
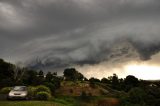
[55,80,125,99]
[54,81,122,106]
[56,81,115,96]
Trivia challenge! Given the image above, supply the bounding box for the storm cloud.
[1,0,160,76]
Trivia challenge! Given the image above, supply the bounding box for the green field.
[0,101,65,106]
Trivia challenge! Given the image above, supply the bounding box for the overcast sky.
[1,0,160,78]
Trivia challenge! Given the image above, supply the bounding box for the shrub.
[44,82,55,95]
[128,87,147,104]
[0,87,11,94]
[35,85,51,94]
[28,86,36,99]
[36,91,51,100]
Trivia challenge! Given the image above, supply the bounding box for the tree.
[0,59,14,87]
[89,77,100,83]
[63,68,84,81]
[53,72,57,76]
[45,72,53,82]
[12,66,26,85]
[111,74,119,89]
[44,72,61,95]
[36,70,45,85]
[88,77,100,88]
[119,78,125,91]
[124,75,139,91]
[84,77,88,81]
[64,68,76,81]
[101,78,110,84]
[22,69,38,85]
[77,72,84,81]
[38,70,44,77]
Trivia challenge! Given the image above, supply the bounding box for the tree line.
[0,58,159,90]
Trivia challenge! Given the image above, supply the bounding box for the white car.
[8,86,28,100]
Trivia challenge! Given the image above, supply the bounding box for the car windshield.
[12,86,26,91]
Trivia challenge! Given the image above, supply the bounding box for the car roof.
[13,86,27,87]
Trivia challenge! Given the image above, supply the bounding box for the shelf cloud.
[1,0,160,78]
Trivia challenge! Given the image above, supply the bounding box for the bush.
[0,87,11,94]
[35,85,51,94]
[36,91,51,100]
[128,87,147,104]
[44,82,55,95]
[28,86,36,99]
[27,85,52,100]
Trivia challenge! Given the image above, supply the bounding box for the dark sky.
[1,0,160,79]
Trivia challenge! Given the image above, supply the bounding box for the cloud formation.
[0,0,160,77]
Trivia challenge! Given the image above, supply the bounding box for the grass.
[53,95,115,106]
[0,101,65,106]
[0,96,120,106]
[53,96,74,105]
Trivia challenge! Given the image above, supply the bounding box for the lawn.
[0,101,65,106]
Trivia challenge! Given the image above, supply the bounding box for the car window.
[12,86,26,91]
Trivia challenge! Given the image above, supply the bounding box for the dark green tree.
[0,59,14,87]
[36,70,45,85]
[45,72,53,82]
[63,68,84,81]
[89,77,100,88]
[111,74,119,89]
[22,69,38,85]
[101,78,110,84]
[124,75,139,91]
[89,77,100,83]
